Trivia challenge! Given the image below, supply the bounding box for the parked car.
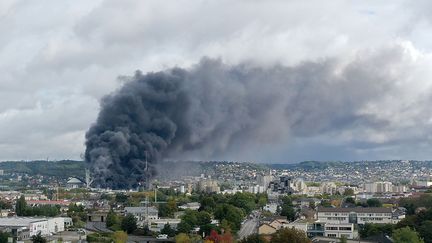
[156,234,168,239]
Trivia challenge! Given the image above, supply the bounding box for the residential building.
[148,218,181,232]
[178,202,200,210]
[197,179,220,193]
[317,207,399,225]
[0,217,71,240]
[124,206,158,226]
[320,182,337,195]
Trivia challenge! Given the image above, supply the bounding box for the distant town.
[0,160,430,242]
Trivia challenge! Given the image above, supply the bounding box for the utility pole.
[145,151,150,190]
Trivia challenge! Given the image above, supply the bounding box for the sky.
[1,0,432,163]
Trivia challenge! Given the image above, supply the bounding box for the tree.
[197,211,212,226]
[419,221,432,243]
[343,188,354,196]
[106,210,120,228]
[366,198,382,207]
[0,232,10,243]
[345,197,355,204]
[121,214,137,234]
[112,231,128,243]
[15,195,27,216]
[206,230,222,243]
[161,223,176,237]
[175,233,191,243]
[340,235,348,243]
[214,204,244,232]
[309,201,316,210]
[280,203,296,221]
[201,196,217,213]
[177,220,193,234]
[360,223,394,238]
[271,228,311,243]
[220,230,233,243]
[392,227,424,243]
[238,234,268,243]
[229,193,256,215]
[31,232,47,243]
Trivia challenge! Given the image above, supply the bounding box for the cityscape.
[2,1,432,243]
[0,160,429,242]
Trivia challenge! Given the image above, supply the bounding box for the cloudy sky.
[1,0,432,163]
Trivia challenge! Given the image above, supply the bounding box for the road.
[85,221,113,233]
[237,212,260,240]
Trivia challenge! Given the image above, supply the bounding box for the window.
[326,227,338,230]
[339,227,352,231]
[327,234,337,237]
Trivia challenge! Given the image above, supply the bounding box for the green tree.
[280,204,296,221]
[0,232,10,243]
[15,195,27,216]
[366,198,382,207]
[175,233,191,243]
[177,220,193,234]
[200,196,216,213]
[419,220,432,243]
[360,223,394,238]
[392,227,424,243]
[161,223,176,237]
[271,228,311,243]
[214,204,245,232]
[112,231,128,243]
[309,201,316,210]
[31,232,47,243]
[345,197,355,204]
[239,233,268,243]
[197,211,212,226]
[343,188,354,196]
[340,235,347,243]
[106,210,120,228]
[121,214,137,234]
[229,192,256,214]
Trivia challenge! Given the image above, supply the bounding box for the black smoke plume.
[86,54,396,189]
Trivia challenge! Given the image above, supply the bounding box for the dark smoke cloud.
[86,53,398,189]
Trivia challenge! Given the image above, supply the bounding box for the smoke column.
[86,53,398,189]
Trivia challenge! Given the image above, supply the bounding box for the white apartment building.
[324,223,357,239]
[291,178,308,194]
[317,207,396,225]
[0,217,71,240]
[363,182,406,193]
[257,175,273,189]
[285,219,357,239]
[320,182,337,195]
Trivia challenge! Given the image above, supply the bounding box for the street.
[237,212,260,240]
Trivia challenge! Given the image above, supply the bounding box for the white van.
[156,234,168,239]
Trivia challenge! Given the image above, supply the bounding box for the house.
[269,218,289,230]
[293,198,321,208]
[88,211,108,222]
[258,223,277,235]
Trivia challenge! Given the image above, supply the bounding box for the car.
[156,234,168,239]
